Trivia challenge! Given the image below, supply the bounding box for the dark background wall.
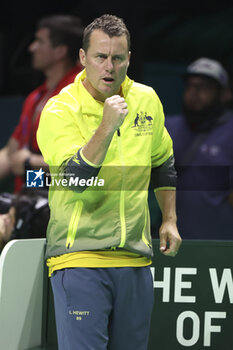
[0,1,233,96]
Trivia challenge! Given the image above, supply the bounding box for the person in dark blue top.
[166,57,233,240]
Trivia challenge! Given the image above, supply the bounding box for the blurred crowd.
[166,58,233,240]
[0,14,84,252]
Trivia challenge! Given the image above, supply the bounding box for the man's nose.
[28,41,37,53]
[105,57,114,72]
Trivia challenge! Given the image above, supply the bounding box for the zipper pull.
[117,129,120,136]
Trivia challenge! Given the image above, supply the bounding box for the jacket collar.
[74,69,133,115]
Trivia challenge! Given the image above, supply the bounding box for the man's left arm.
[150,90,181,255]
[151,155,182,256]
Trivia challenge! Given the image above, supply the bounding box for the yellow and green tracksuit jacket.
[37,69,174,262]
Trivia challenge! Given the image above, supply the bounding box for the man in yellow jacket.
[37,14,181,350]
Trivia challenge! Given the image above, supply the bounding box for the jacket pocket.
[66,200,83,249]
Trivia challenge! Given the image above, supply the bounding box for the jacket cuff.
[150,155,177,189]
[64,148,101,192]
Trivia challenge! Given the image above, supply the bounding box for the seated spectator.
[0,14,83,192]
[165,57,233,240]
[0,189,49,252]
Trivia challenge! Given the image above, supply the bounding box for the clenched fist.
[102,95,128,133]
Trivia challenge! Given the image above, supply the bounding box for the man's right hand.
[102,95,128,133]
[82,95,128,166]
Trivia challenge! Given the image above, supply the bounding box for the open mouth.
[103,77,115,83]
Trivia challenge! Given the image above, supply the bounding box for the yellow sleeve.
[37,96,85,167]
[151,91,174,167]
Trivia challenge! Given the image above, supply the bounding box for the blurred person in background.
[0,189,49,252]
[166,57,233,240]
[0,14,83,192]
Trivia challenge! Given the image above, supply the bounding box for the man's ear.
[220,86,233,105]
[79,48,86,67]
[127,51,131,67]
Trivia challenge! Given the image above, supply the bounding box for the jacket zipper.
[66,200,83,249]
[117,129,127,248]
